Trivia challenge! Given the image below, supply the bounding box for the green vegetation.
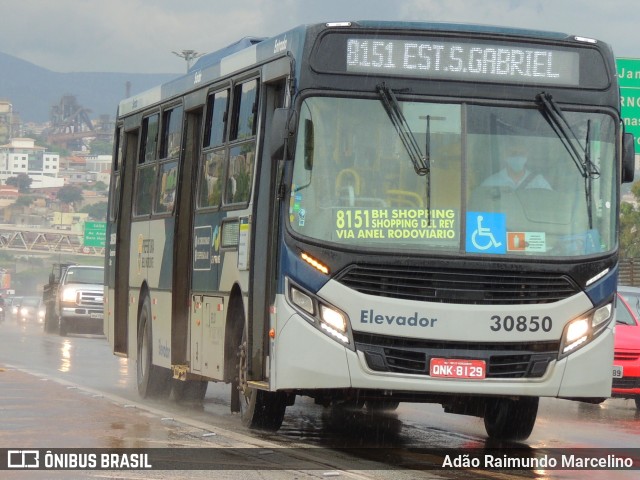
[79,201,108,221]
[620,180,640,258]
[6,173,33,193]
[56,185,84,205]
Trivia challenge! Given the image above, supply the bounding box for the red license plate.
[429,358,486,379]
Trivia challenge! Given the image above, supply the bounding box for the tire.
[172,379,208,403]
[44,305,56,333]
[483,397,539,441]
[136,295,171,398]
[58,316,68,337]
[236,319,286,430]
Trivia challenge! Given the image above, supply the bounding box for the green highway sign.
[84,221,107,247]
[617,57,640,153]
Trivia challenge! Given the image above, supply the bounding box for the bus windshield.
[289,95,617,257]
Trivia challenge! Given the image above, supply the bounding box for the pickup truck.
[43,264,105,336]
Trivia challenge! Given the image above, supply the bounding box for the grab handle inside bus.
[270,107,297,160]
[622,132,635,184]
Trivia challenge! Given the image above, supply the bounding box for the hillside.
[0,51,178,123]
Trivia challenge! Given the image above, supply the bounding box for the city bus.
[104,21,635,441]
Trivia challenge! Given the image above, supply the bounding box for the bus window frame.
[203,85,231,150]
[196,74,261,212]
[109,125,124,222]
[198,85,231,211]
[223,76,260,209]
[134,111,160,218]
[153,103,184,216]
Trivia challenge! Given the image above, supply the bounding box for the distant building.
[0,137,64,189]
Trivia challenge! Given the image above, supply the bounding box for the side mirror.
[270,108,297,160]
[622,132,635,184]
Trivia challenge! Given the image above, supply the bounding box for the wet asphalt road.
[1,319,639,479]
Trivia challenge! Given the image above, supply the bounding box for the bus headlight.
[287,279,352,347]
[559,303,612,358]
[320,305,346,332]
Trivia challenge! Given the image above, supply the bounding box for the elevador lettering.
[360,309,438,327]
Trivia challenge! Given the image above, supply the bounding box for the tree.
[79,201,107,221]
[6,173,33,193]
[14,195,36,207]
[56,185,84,206]
[620,180,640,258]
[95,180,108,191]
[89,139,113,155]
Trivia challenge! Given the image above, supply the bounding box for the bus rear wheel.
[483,396,538,441]
[236,327,287,430]
[136,295,171,398]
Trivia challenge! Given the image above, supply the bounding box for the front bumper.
[60,307,104,333]
[611,356,640,398]
[272,303,614,399]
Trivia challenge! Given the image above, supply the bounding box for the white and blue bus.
[105,21,635,440]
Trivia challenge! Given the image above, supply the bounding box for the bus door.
[246,58,291,383]
[110,126,138,355]
[172,105,202,370]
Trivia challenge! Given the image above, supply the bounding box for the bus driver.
[481,147,552,190]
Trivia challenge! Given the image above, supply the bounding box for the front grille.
[615,351,640,362]
[78,291,103,307]
[354,332,559,379]
[612,377,640,389]
[336,264,579,305]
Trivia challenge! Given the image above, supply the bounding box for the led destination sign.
[345,38,580,86]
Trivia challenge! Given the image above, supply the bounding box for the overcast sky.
[2,0,638,74]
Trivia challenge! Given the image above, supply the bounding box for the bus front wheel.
[136,295,171,398]
[483,396,538,441]
[236,328,287,430]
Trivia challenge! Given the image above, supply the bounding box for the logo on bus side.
[360,309,438,328]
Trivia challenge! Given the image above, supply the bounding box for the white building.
[0,137,64,189]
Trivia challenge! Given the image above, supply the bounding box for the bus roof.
[117,20,600,117]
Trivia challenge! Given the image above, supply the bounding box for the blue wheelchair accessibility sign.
[466,212,506,254]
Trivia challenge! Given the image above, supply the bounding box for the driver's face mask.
[507,155,527,173]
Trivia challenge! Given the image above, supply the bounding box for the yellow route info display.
[333,208,458,244]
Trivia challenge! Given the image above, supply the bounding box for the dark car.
[612,289,640,409]
[16,296,46,325]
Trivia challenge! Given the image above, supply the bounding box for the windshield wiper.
[377,82,432,224]
[536,92,599,228]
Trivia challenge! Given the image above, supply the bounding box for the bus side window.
[155,106,183,214]
[140,114,159,163]
[231,79,258,141]
[203,89,229,148]
[200,150,224,208]
[156,161,178,213]
[135,113,159,216]
[135,165,156,216]
[109,126,124,221]
[160,105,183,159]
[226,147,255,204]
[224,78,259,205]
